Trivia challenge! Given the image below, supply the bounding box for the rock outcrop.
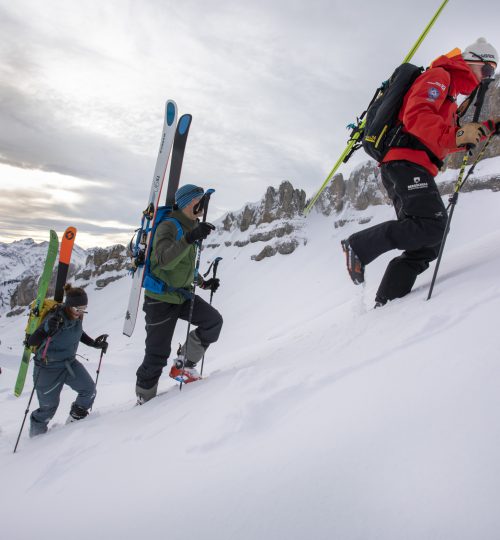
[5,244,128,314]
[215,181,307,260]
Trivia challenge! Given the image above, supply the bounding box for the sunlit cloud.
[0,0,498,249]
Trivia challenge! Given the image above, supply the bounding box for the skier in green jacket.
[135,184,223,404]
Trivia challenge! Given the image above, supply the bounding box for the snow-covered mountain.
[0,238,87,314]
[3,155,500,318]
[1,156,500,539]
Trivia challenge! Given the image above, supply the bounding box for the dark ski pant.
[136,294,223,390]
[348,160,447,301]
[30,360,96,436]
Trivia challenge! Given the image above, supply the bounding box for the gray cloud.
[1,0,499,246]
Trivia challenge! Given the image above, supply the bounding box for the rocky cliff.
[2,147,500,314]
[207,181,308,261]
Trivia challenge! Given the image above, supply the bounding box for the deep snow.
[1,184,500,540]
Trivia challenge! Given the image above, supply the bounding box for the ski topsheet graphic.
[123,100,179,337]
[14,230,59,397]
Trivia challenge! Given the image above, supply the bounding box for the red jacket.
[383,55,481,176]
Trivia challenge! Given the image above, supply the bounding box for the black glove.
[201,278,220,293]
[47,315,63,337]
[484,119,500,136]
[185,222,215,244]
[94,334,109,353]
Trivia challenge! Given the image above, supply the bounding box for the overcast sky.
[1,0,499,247]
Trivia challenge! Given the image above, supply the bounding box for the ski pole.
[203,256,223,306]
[200,257,222,376]
[427,77,494,300]
[303,0,450,215]
[179,189,215,390]
[94,335,109,387]
[89,335,108,413]
[13,337,51,453]
[427,134,495,300]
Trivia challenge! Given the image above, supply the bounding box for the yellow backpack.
[24,299,60,352]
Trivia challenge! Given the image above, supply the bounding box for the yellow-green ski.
[14,230,59,397]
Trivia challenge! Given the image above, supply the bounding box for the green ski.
[14,230,59,397]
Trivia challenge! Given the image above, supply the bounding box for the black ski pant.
[348,160,447,301]
[136,294,223,390]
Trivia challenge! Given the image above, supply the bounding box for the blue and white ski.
[123,100,178,337]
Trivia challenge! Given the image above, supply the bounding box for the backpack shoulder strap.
[163,217,184,241]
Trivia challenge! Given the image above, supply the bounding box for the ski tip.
[63,226,77,241]
[178,114,192,135]
[166,101,177,125]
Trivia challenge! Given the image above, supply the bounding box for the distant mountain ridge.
[2,152,500,316]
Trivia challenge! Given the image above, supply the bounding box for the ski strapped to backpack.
[361,63,444,169]
[141,204,193,300]
[14,230,59,397]
[303,0,450,215]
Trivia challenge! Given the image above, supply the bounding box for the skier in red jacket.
[342,37,499,306]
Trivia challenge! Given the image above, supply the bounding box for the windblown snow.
[1,182,500,539]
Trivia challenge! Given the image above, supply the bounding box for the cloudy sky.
[1,0,499,247]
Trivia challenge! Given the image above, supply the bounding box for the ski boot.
[29,417,49,438]
[341,239,365,285]
[169,358,201,384]
[66,403,89,424]
[136,383,158,405]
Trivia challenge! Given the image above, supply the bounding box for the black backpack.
[362,63,443,168]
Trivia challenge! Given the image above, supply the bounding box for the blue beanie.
[175,184,204,209]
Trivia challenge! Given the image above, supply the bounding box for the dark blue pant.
[136,295,223,390]
[30,360,96,435]
[349,161,447,301]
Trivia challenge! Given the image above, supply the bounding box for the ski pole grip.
[200,188,215,222]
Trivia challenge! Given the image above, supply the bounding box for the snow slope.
[1,188,500,540]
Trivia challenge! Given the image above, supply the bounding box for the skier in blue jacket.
[28,284,108,437]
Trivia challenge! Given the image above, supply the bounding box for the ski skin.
[14,230,59,397]
[123,100,178,337]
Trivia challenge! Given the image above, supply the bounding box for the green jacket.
[145,209,199,304]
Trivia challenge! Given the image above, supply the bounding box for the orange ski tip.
[59,226,77,263]
[445,47,462,58]
[430,48,462,67]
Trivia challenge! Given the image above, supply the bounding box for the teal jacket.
[33,307,83,367]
